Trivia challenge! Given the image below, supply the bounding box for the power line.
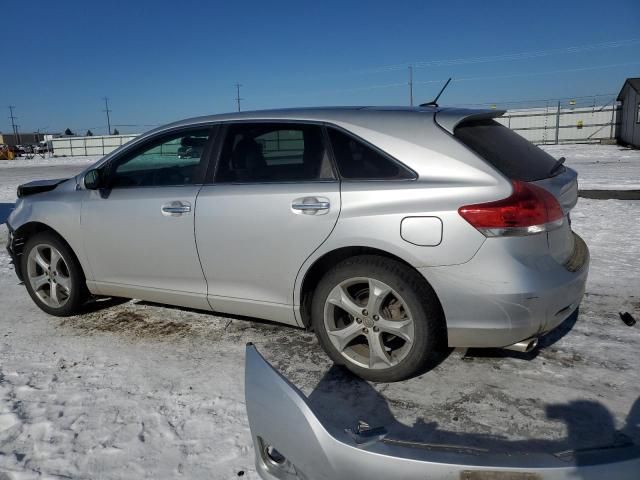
[255,60,640,102]
[347,38,640,75]
[235,83,243,112]
[418,60,640,86]
[103,97,112,135]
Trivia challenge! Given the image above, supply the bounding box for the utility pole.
[235,83,243,112]
[103,97,112,135]
[408,66,413,107]
[8,106,20,144]
[555,100,561,145]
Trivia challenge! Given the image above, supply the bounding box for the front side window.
[215,123,334,183]
[110,128,212,187]
[327,127,415,180]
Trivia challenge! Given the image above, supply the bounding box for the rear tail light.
[458,181,564,237]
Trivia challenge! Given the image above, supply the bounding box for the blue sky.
[1,0,639,135]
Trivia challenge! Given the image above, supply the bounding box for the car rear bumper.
[245,344,640,480]
[420,232,589,348]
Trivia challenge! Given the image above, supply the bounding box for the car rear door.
[194,122,340,324]
[81,126,217,310]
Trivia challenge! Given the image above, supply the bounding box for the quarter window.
[215,123,334,183]
[110,129,212,187]
[327,127,414,180]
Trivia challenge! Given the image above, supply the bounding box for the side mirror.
[84,169,102,190]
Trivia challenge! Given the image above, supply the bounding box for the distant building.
[0,132,59,146]
[616,78,640,148]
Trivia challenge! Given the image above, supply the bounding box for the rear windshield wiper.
[549,156,566,176]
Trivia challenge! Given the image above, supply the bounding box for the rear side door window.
[214,123,335,183]
[327,127,415,180]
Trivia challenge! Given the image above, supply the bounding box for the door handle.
[161,201,191,216]
[291,197,330,215]
[291,202,330,211]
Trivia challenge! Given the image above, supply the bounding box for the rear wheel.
[312,255,443,382]
[21,232,88,316]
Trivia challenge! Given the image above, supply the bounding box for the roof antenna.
[420,77,452,107]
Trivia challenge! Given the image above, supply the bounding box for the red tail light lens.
[458,181,564,236]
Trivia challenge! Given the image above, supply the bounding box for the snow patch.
[540,144,640,190]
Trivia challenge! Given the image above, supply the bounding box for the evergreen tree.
[112,128,120,135]
[64,128,75,136]
[86,130,93,136]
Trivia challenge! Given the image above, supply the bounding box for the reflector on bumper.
[245,344,640,480]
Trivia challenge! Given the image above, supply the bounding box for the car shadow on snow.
[0,203,14,223]
[79,296,130,313]
[134,299,305,331]
[307,364,640,471]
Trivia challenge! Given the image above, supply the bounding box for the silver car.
[6,107,589,382]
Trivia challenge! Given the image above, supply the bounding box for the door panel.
[195,183,340,317]
[80,126,216,310]
[82,186,208,308]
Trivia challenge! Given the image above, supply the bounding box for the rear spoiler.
[435,108,506,134]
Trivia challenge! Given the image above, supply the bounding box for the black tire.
[21,231,89,316]
[312,255,444,382]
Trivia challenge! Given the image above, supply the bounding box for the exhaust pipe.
[503,337,539,353]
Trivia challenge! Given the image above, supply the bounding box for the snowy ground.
[0,156,100,170]
[0,145,639,479]
[542,144,640,190]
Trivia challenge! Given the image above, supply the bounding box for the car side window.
[215,123,335,183]
[110,129,212,188]
[327,127,415,180]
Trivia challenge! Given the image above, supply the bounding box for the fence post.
[555,101,561,145]
[610,102,616,140]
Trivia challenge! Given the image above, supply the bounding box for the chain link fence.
[490,95,620,144]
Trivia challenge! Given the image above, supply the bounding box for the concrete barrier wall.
[51,134,139,156]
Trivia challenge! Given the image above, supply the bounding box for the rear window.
[454,119,558,181]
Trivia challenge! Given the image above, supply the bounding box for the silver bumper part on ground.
[245,344,640,480]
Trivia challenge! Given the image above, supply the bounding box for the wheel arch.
[297,246,446,333]
[12,222,87,282]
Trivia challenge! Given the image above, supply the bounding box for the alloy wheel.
[26,243,72,308]
[323,277,414,370]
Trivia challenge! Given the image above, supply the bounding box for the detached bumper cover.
[245,344,640,480]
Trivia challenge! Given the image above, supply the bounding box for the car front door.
[81,126,217,310]
[195,122,340,324]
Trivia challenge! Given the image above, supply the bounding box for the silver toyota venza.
[6,107,589,381]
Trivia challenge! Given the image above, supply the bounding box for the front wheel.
[21,232,88,316]
[312,255,444,382]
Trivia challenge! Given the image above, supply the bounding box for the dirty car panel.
[244,344,640,480]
